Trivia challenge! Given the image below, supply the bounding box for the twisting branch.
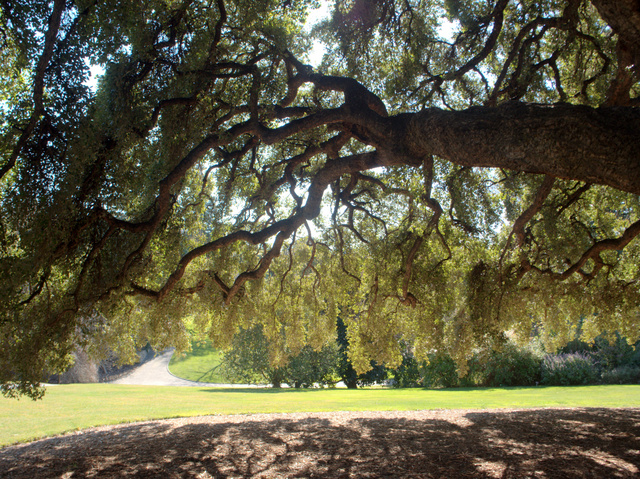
[139,149,406,303]
[209,0,228,60]
[397,155,447,306]
[301,221,318,278]
[498,175,555,275]
[274,231,296,306]
[513,176,556,248]
[418,0,509,101]
[532,218,640,280]
[451,0,510,81]
[556,183,591,215]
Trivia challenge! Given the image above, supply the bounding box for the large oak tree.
[1,0,638,398]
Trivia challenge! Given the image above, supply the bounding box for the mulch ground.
[1,408,639,478]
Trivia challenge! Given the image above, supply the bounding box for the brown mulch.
[1,408,639,478]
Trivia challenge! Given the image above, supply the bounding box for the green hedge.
[391,336,640,388]
[484,344,542,387]
[541,353,599,386]
[601,366,640,385]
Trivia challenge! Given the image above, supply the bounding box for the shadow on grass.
[193,384,614,393]
[195,363,223,383]
[441,384,640,391]
[196,387,329,393]
[2,408,639,478]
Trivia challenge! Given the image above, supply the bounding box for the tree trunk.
[387,103,640,194]
[590,0,640,70]
[345,379,358,389]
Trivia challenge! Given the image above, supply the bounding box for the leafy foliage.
[1,0,639,398]
[220,325,287,387]
[336,316,388,388]
[422,352,460,388]
[541,353,599,386]
[484,343,542,387]
[220,324,339,387]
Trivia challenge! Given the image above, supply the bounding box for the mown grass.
[168,339,226,383]
[2,384,640,447]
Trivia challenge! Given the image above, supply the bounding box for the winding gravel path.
[109,349,258,387]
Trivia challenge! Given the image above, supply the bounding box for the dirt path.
[2,407,639,478]
[109,349,259,387]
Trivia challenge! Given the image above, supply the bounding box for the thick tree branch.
[401,103,640,195]
[591,0,640,73]
[150,149,404,301]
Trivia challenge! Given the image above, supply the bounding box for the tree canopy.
[1,0,639,398]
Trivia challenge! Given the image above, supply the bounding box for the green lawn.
[2,384,640,447]
[168,339,226,383]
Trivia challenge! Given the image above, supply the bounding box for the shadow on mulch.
[1,408,639,478]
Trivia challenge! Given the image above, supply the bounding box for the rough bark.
[591,0,640,71]
[389,103,640,195]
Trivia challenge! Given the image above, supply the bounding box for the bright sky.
[303,2,457,67]
[304,1,331,67]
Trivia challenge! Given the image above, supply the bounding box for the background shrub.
[392,346,423,388]
[422,353,459,388]
[284,344,340,388]
[541,353,598,386]
[591,335,640,372]
[600,366,640,385]
[458,354,486,387]
[484,344,542,387]
[219,324,638,389]
[222,325,340,388]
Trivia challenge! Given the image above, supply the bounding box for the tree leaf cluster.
[0,0,638,398]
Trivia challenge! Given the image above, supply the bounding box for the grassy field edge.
[2,384,639,447]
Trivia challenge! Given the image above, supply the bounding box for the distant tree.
[220,325,287,387]
[391,343,425,388]
[284,343,341,388]
[221,324,339,388]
